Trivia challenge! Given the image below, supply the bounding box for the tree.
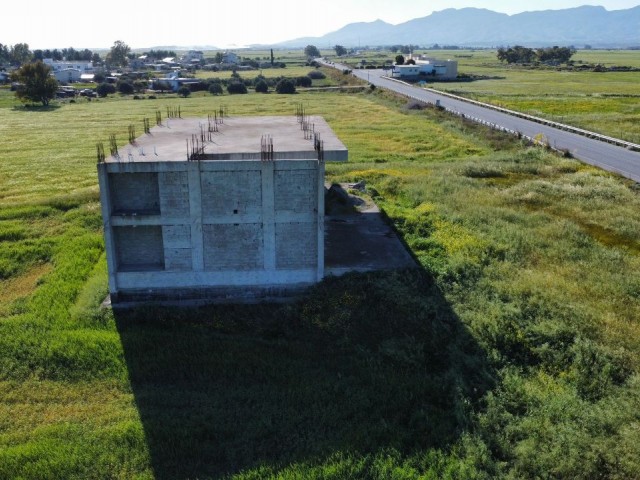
[118,81,134,94]
[178,86,191,97]
[275,78,296,94]
[296,76,312,88]
[497,46,536,64]
[10,61,58,106]
[96,82,116,97]
[304,45,321,58]
[227,82,247,94]
[10,43,32,65]
[0,43,10,64]
[334,45,347,56]
[208,82,223,95]
[106,40,130,67]
[255,79,269,93]
[395,55,405,65]
[536,46,575,64]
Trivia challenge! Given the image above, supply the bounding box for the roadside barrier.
[383,76,640,152]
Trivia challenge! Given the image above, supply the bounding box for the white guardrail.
[382,76,640,153]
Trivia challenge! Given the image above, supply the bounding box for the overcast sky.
[3,1,639,50]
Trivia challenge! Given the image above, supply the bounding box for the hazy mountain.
[274,6,640,48]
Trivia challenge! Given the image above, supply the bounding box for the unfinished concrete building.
[97,114,347,303]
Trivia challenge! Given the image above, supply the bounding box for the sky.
[3,0,639,50]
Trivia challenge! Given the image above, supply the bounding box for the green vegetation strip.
[1,81,639,478]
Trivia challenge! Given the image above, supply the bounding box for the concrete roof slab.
[106,115,348,163]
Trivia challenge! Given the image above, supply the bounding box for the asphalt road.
[327,63,640,183]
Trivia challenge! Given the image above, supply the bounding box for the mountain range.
[274,6,640,48]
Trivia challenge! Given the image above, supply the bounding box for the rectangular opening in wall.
[114,226,165,271]
[109,172,160,215]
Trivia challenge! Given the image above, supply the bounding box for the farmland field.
[424,50,640,143]
[339,49,640,143]
[1,70,640,479]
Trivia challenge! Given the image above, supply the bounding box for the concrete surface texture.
[324,184,417,277]
[99,116,416,305]
[106,115,348,163]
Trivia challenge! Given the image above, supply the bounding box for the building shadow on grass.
[114,268,494,479]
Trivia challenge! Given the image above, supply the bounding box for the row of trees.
[389,45,418,54]
[33,47,98,63]
[304,44,348,58]
[0,41,129,67]
[0,43,32,65]
[497,45,576,64]
[1,43,102,66]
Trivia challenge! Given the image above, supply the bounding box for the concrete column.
[97,164,119,296]
[261,161,276,271]
[188,162,204,271]
[316,160,325,280]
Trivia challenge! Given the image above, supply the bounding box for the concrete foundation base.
[104,187,417,307]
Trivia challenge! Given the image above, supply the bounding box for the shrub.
[177,86,191,98]
[227,82,247,94]
[296,76,312,88]
[307,70,326,80]
[255,79,269,93]
[118,81,134,95]
[275,78,296,94]
[208,83,223,95]
[96,82,116,97]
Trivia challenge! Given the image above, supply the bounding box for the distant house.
[150,70,200,92]
[53,68,82,83]
[43,59,94,83]
[222,52,239,64]
[0,72,9,83]
[130,55,151,70]
[181,50,204,63]
[392,57,458,80]
[44,59,93,74]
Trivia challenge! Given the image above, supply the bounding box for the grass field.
[426,50,640,143]
[1,72,640,479]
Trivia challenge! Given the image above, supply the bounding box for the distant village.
[0,46,287,94]
[0,40,465,103]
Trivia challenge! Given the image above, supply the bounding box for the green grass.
[425,50,640,143]
[1,76,640,479]
[337,48,640,143]
[195,65,319,80]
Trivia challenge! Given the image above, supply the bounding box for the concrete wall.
[159,172,190,217]
[109,172,160,214]
[113,225,164,270]
[99,158,323,300]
